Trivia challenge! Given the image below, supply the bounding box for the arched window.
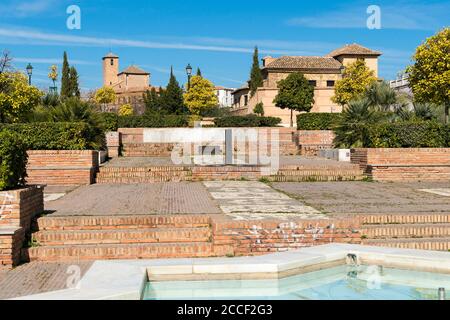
[110,59,114,66]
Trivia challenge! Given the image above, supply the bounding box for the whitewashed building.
[215,86,235,108]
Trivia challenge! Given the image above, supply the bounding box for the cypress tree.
[69,66,80,98]
[249,46,263,97]
[196,68,202,77]
[60,51,71,98]
[161,67,185,114]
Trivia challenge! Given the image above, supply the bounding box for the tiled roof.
[119,65,150,75]
[327,44,382,57]
[265,56,342,70]
[103,52,119,59]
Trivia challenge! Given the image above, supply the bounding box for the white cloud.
[0,26,339,56]
[14,57,95,65]
[287,2,450,30]
[1,0,60,17]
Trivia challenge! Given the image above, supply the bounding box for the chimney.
[262,56,276,67]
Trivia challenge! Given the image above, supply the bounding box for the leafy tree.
[196,68,202,77]
[0,50,13,73]
[253,102,264,116]
[273,72,315,127]
[407,28,450,123]
[48,65,58,91]
[332,59,377,107]
[143,88,163,113]
[69,66,80,98]
[61,51,71,98]
[0,72,42,123]
[160,68,185,114]
[249,46,263,97]
[118,104,134,116]
[183,75,218,115]
[94,86,116,111]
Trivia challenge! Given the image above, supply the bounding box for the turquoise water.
[143,265,450,300]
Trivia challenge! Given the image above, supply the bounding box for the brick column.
[0,186,44,269]
[106,131,121,158]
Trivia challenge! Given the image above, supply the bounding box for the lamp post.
[26,63,33,85]
[186,63,193,90]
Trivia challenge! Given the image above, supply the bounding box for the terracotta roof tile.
[327,44,382,57]
[265,56,342,70]
[119,65,150,75]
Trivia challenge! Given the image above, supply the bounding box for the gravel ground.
[0,261,93,300]
[46,182,222,216]
[272,181,450,215]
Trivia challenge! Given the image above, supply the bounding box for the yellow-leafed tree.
[407,28,450,124]
[332,59,377,107]
[183,75,218,115]
[0,72,42,123]
[118,104,134,116]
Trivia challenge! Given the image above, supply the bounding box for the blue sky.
[0,0,448,92]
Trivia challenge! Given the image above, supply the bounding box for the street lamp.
[26,63,33,85]
[186,63,193,90]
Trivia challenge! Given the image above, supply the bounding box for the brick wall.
[351,148,450,181]
[297,130,335,156]
[26,150,99,185]
[106,132,120,158]
[211,216,361,256]
[0,186,44,268]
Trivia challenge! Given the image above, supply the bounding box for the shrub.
[0,131,28,191]
[214,115,281,127]
[117,114,190,128]
[118,104,134,116]
[253,103,265,116]
[297,113,342,130]
[0,122,99,150]
[99,112,119,132]
[363,121,449,148]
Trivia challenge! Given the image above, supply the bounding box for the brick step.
[363,237,450,251]
[269,170,364,182]
[36,215,211,231]
[99,167,190,173]
[361,223,450,239]
[96,176,189,184]
[33,227,211,246]
[23,242,216,262]
[361,214,450,225]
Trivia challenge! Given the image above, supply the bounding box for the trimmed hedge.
[297,113,342,130]
[99,112,119,132]
[214,115,282,127]
[117,114,190,128]
[0,131,27,191]
[0,122,98,150]
[363,121,450,148]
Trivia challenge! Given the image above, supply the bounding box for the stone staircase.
[360,213,450,251]
[269,163,365,182]
[22,215,225,262]
[96,166,192,184]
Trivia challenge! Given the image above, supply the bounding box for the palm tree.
[365,81,398,111]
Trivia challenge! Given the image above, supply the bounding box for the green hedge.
[0,131,28,191]
[214,115,282,127]
[117,114,190,128]
[297,113,342,130]
[0,122,98,150]
[363,121,450,148]
[99,112,119,132]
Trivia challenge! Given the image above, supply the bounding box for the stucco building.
[102,52,160,113]
[232,44,382,126]
[215,86,235,108]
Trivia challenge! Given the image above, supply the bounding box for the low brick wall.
[211,216,361,256]
[26,150,99,185]
[297,130,335,156]
[351,148,450,181]
[0,186,44,268]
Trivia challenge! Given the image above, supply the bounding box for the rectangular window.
[327,80,335,87]
[309,80,317,87]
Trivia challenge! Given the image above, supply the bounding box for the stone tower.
[102,52,119,87]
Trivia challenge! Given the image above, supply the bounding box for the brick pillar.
[0,186,44,269]
[106,131,121,158]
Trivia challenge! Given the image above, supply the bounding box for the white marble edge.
[12,244,450,300]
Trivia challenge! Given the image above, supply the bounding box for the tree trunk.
[290,109,293,127]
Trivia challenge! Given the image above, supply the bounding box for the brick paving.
[0,261,93,299]
[102,155,357,168]
[46,182,222,216]
[272,181,450,215]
